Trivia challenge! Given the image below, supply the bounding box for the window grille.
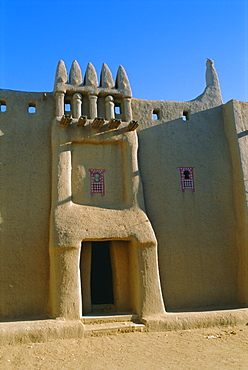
[89,169,106,196]
[177,167,195,192]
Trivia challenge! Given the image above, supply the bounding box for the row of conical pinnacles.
[54,60,131,94]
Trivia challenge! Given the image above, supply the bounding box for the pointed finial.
[116,65,132,96]
[70,60,82,85]
[84,62,98,86]
[205,59,220,90]
[100,63,114,88]
[54,60,68,84]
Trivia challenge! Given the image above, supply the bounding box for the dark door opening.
[91,241,114,305]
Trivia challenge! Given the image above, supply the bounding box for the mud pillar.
[132,242,165,318]
[89,94,98,119]
[105,95,115,120]
[55,92,65,117]
[50,247,81,319]
[123,97,132,122]
[72,93,82,119]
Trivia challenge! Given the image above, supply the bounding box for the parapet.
[0,59,222,125]
[54,60,131,97]
[54,61,132,121]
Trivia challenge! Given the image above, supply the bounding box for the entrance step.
[81,313,139,325]
[81,313,146,337]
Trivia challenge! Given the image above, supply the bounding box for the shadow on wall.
[137,106,242,311]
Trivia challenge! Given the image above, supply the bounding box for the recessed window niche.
[71,141,128,209]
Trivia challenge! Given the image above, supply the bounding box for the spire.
[69,60,82,85]
[205,59,220,90]
[54,60,68,84]
[84,62,98,86]
[116,65,132,96]
[100,63,114,88]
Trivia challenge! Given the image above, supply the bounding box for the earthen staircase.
[81,313,146,337]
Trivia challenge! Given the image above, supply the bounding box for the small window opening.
[0,101,6,112]
[182,111,190,121]
[28,103,36,113]
[114,104,121,115]
[65,103,71,113]
[152,109,160,120]
[184,170,190,179]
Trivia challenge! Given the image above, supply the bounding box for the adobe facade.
[1,59,248,328]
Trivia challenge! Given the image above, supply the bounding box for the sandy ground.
[0,324,248,369]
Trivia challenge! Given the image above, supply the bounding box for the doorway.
[90,241,114,305]
[80,240,132,315]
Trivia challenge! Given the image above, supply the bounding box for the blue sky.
[0,0,247,103]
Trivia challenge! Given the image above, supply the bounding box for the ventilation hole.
[152,109,160,120]
[182,111,190,121]
[0,102,6,112]
[28,104,36,113]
